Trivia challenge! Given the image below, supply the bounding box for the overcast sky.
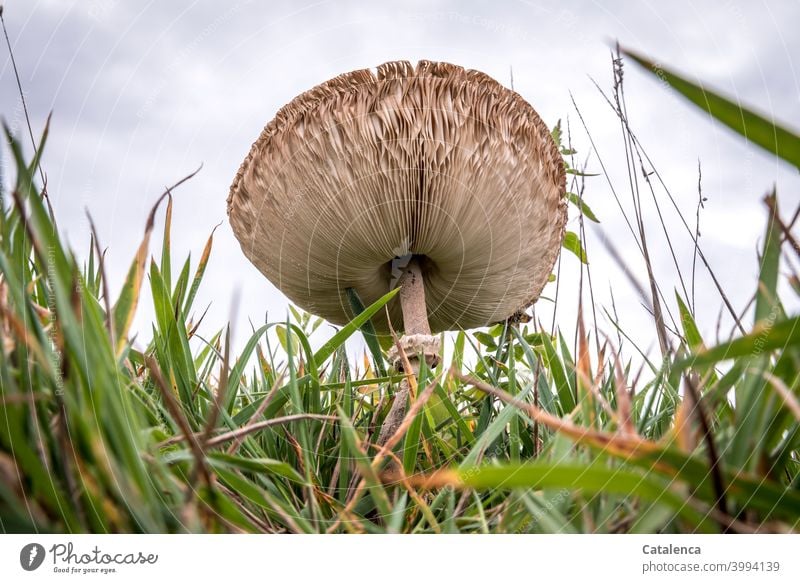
[1,0,798,359]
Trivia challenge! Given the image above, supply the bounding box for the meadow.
[0,49,798,534]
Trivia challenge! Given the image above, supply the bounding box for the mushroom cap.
[228,60,566,333]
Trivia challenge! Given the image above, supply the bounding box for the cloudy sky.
[1,0,798,358]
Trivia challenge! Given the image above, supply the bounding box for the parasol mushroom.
[228,60,566,443]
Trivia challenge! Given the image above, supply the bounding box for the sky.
[1,0,798,361]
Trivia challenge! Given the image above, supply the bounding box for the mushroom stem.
[398,257,430,335]
[378,257,439,446]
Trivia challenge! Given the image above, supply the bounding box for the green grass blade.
[345,287,387,377]
[673,314,800,373]
[755,191,783,325]
[313,288,399,364]
[453,460,713,530]
[562,231,588,263]
[623,47,800,169]
[567,192,600,223]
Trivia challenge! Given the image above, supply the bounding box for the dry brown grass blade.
[114,167,201,354]
[187,303,211,339]
[671,388,697,453]
[612,350,636,436]
[452,368,656,459]
[207,414,336,448]
[400,468,464,489]
[594,339,607,386]
[158,412,334,449]
[575,304,596,426]
[196,223,219,273]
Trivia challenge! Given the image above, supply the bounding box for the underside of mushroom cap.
[228,60,567,334]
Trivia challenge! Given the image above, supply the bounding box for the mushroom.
[228,60,566,442]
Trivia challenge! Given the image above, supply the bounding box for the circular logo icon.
[19,543,46,571]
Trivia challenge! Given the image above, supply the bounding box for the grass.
[0,51,799,534]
